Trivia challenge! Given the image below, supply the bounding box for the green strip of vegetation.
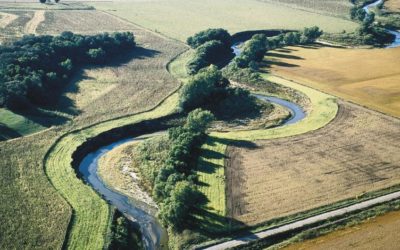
[45,94,178,249]
[0,108,45,140]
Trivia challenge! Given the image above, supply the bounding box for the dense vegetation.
[108,210,142,250]
[224,27,322,86]
[186,28,234,74]
[135,109,214,230]
[0,31,135,110]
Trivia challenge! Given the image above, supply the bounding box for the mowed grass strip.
[210,75,338,140]
[0,108,45,140]
[197,138,226,217]
[268,45,400,117]
[91,0,357,42]
[45,94,179,249]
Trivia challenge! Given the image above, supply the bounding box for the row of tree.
[154,109,215,229]
[0,31,135,110]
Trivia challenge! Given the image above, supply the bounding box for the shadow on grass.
[266,52,303,60]
[12,46,161,128]
[0,123,21,141]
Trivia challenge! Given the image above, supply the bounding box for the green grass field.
[91,0,358,42]
[0,108,45,140]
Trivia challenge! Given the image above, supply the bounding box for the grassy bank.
[44,93,178,249]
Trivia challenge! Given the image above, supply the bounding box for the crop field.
[268,45,400,117]
[91,0,358,42]
[257,0,353,18]
[283,210,400,250]
[0,10,33,42]
[226,100,400,226]
[385,0,400,12]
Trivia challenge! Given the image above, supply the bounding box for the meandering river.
[77,39,308,249]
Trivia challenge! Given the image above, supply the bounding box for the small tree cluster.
[186,29,234,75]
[187,28,232,48]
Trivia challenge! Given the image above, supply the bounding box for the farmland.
[283,210,400,250]
[91,0,358,42]
[1,0,400,249]
[258,0,353,18]
[385,0,400,12]
[226,100,400,226]
[0,7,186,249]
[268,45,400,117]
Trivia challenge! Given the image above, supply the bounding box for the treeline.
[186,29,234,75]
[0,31,135,110]
[224,27,322,85]
[136,109,214,230]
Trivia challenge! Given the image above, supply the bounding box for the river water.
[363,0,400,48]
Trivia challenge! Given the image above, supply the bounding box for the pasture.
[268,45,400,117]
[226,100,400,226]
[283,210,400,250]
[91,0,358,42]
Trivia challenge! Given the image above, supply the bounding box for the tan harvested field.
[23,9,44,34]
[0,10,33,43]
[268,45,400,117]
[35,10,186,126]
[257,0,352,18]
[386,0,400,12]
[283,210,400,250]
[226,100,400,226]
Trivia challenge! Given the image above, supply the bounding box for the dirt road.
[204,191,400,249]
[24,10,45,34]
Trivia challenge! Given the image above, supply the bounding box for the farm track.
[205,191,400,250]
[24,10,44,34]
[226,100,400,226]
[0,11,17,28]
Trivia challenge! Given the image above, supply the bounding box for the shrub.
[187,28,232,48]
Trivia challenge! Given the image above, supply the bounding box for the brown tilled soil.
[226,100,400,226]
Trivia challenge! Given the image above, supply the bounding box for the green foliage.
[179,65,228,112]
[0,31,135,110]
[187,40,233,75]
[187,28,231,48]
[350,6,367,21]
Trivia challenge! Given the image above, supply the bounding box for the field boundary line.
[202,191,400,250]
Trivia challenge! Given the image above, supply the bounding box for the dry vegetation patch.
[268,45,400,117]
[226,101,400,226]
[283,210,400,250]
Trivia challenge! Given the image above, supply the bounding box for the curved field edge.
[44,93,179,249]
[197,75,338,227]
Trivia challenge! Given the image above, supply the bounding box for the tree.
[39,0,46,3]
[184,108,215,133]
[187,28,232,48]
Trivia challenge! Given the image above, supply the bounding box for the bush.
[187,40,233,75]
[179,65,228,112]
[187,28,232,48]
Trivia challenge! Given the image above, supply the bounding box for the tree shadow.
[266,52,303,60]
[0,123,21,141]
[17,46,161,128]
